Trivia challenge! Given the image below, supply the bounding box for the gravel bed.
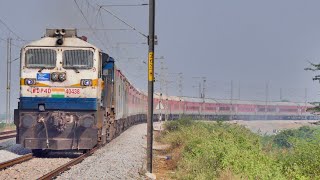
[57,123,147,180]
[0,139,31,163]
[0,158,71,180]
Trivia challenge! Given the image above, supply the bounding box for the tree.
[305,62,320,114]
[305,62,320,82]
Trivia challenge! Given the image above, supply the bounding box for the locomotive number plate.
[65,88,81,94]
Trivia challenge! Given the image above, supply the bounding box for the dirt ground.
[152,122,179,180]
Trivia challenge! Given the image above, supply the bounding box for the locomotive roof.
[23,35,100,50]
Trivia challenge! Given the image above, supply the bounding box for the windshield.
[63,50,93,69]
[25,49,56,68]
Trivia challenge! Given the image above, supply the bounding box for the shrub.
[162,121,285,179]
[270,126,320,179]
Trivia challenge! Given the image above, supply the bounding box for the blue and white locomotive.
[14,29,146,154]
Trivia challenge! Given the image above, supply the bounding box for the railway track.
[0,123,145,179]
[0,130,16,140]
[0,121,140,178]
[0,153,33,170]
[39,146,100,179]
[0,147,99,179]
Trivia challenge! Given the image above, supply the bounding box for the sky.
[1,0,320,114]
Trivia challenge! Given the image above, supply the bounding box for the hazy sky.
[1,0,320,114]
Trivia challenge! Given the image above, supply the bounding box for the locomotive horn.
[60,29,66,35]
[55,29,60,35]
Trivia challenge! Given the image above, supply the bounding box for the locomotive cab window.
[63,50,93,69]
[25,49,56,68]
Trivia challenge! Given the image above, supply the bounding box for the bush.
[268,126,320,179]
[161,120,320,179]
[162,120,285,179]
[164,118,193,132]
[272,126,316,148]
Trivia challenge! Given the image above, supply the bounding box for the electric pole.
[202,77,206,102]
[304,88,307,116]
[230,80,233,114]
[147,0,155,173]
[238,81,241,100]
[199,82,202,98]
[159,61,164,123]
[265,82,269,119]
[6,38,12,124]
[178,73,183,118]
[192,76,205,98]
[178,73,183,98]
[165,73,169,121]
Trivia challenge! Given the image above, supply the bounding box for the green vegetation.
[0,123,15,131]
[161,119,320,179]
[269,127,320,179]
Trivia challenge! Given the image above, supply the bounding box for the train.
[153,94,319,121]
[14,29,318,154]
[14,29,147,154]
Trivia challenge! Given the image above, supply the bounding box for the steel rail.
[0,132,16,140]
[0,130,16,136]
[0,153,33,170]
[39,146,100,180]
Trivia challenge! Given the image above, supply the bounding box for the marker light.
[58,73,66,82]
[38,104,45,112]
[24,78,36,85]
[51,72,59,82]
[80,79,92,86]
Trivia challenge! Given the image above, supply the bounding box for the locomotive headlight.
[80,79,92,86]
[56,38,63,45]
[51,72,59,82]
[24,78,36,85]
[21,115,35,128]
[80,116,94,128]
[58,73,66,82]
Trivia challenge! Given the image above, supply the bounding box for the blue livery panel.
[20,97,98,110]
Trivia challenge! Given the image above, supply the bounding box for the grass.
[160,119,320,180]
[0,123,15,132]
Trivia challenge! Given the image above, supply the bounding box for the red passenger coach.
[153,95,319,121]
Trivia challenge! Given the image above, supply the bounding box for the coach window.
[25,49,56,68]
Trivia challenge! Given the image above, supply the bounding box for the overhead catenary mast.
[6,38,12,124]
[178,73,183,118]
[147,0,155,173]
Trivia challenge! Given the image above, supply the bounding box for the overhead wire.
[73,0,109,51]
[96,7,113,53]
[0,17,25,41]
[77,0,148,89]
[98,6,148,38]
[0,37,23,48]
[78,28,133,31]
[85,0,146,51]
